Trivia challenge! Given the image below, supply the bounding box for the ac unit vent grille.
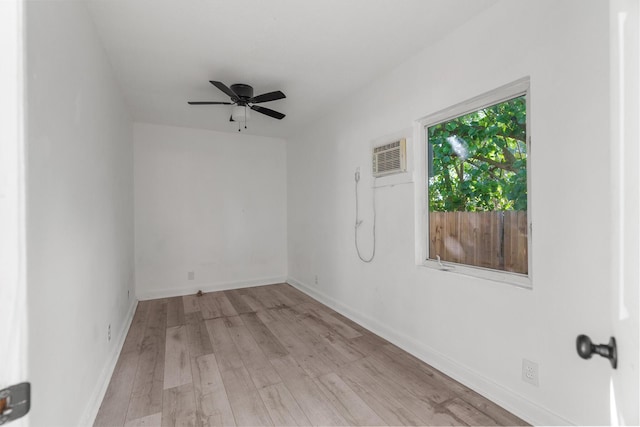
[372,139,407,177]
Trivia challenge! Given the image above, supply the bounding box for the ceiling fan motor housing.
[230,84,253,103]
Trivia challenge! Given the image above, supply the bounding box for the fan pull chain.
[237,105,248,132]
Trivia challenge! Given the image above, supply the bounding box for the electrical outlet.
[314,275,319,285]
[188,271,195,280]
[522,359,539,386]
[108,324,111,342]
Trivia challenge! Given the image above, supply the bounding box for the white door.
[608,0,639,424]
[0,0,28,425]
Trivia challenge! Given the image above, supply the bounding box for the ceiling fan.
[188,81,286,131]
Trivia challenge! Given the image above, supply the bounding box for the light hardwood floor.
[94,284,527,427]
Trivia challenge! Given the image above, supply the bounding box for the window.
[421,78,530,285]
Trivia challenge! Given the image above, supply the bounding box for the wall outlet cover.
[522,359,539,386]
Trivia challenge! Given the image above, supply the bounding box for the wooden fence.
[429,211,528,274]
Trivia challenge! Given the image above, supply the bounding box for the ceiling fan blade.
[250,105,285,120]
[250,90,286,104]
[210,81,238,100]
[188,101,233,105]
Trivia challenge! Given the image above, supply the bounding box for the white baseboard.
[136,276,288,301]
[286,276,572,426]
[79,299,138,427]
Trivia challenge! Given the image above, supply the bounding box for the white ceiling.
[86,0,497,138]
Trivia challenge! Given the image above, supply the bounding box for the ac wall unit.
[372,138,407,177]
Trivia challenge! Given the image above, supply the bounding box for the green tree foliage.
[428,96,527,212]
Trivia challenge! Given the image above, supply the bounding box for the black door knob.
[576,334,617,369]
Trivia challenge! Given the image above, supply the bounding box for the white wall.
[134,123,287,299]
[26,2,135,426]
[609,0,640,423]
[0,3,27,427]
[287,1,630,425]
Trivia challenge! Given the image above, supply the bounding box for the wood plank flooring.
[95,284,528,427]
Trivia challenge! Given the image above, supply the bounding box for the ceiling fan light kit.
[231,105,250,122]
[188,80,286,132]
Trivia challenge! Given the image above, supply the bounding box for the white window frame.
[415,77,532,288]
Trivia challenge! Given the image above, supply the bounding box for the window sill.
[421,259,532,289]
